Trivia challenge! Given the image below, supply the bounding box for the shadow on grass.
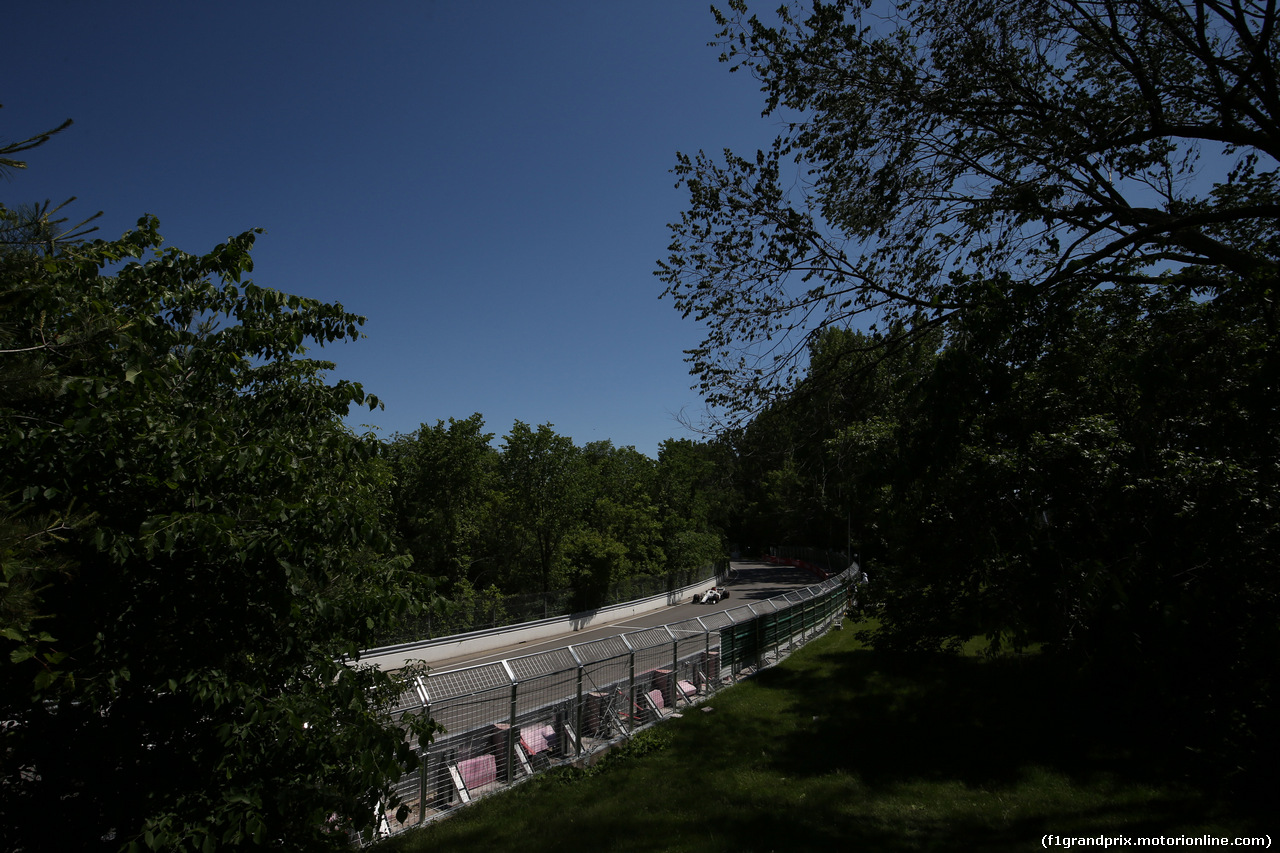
[709,641,1268,845]
[757,647,1164,787]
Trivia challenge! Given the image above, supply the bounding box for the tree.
[0,113,73,177]
[654,438,733,571]
[562,526,629,612]
[386,414,499,587]
[658,0,1280,415]
[499,422,585,598]
[580,441,665,577]
[730,279,1278,775]
[874,282,1277,656]
[1,214,435,851]
[1,113,100,250]
[730,324,939,560]
[660,0,1279,780]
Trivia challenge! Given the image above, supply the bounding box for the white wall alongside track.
[356,576,721,670]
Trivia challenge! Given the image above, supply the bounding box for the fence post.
[623,633,636,735]
[417,675,434,823]
[501,660,518,784]
[771,606,781,663]
[788,594,798,648]
[694,617,710,691]
[570,645,584,758]
[667,626,678,693]
[728,610,742,681]
[418,698,432,825]
[747,605,762,672]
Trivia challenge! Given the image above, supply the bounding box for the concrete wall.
[357,575,720,670]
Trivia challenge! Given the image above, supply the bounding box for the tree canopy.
[379,421,731,634]
[658,0,1280,414]
[1,205,435,850]
[658,0,1280,784]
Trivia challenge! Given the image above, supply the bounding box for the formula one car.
[696,586,730,604]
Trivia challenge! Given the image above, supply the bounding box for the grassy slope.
[377,621,1266,853]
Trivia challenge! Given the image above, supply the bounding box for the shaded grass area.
[376,622,1267,853]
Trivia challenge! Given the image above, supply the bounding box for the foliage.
[727,323,939,559]
[386,414,498,586]
[430,577,509,636]
[499,421,586,596]
[561,526,628,611]
[0,214,436,851]
[658,0,1280,780]
[654,438,733,568]
[578,441,666,587]
[878,284,1278,660]
[658,0,1280,415]
[727,282,1279,773]
[379,425,731,632]
[1,113,100,250]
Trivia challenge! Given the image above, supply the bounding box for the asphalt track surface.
[369,560,828,674]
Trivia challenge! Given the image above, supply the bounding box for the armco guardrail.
[359,566,856,843]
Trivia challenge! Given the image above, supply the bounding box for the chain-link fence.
[361,566,856,843]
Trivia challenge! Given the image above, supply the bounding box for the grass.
[374,621,1267,853]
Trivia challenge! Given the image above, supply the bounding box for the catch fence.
[363,566,856,843]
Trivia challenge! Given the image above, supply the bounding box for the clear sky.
[4,1,784,458]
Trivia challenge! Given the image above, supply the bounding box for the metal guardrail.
[360,566,856,843]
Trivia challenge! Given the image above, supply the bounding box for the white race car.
[697,586,730,604]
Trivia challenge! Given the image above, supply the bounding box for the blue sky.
[4,1,785,457]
